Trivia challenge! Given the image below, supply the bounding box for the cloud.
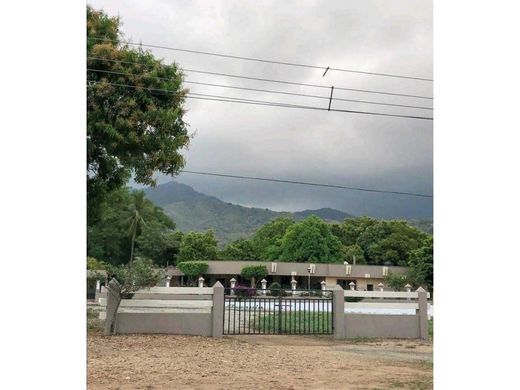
[91,0,433,218]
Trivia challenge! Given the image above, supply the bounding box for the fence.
[223,288,333,335]
[101,279,223,337]
[95,279,430,339]
[337,286,430,339]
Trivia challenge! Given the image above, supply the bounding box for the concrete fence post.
[261,279,267,295]
[230,278,236,295]
[405,284,412,293]
[349,282,356,291]
[320,281,326,291]
[198,277,205,288]
[378,283,384,292]
[165,276,171,288]
[291,279,297,295]
[417,287,428,340]
[332,285,346,339]
[212,281,224,338]
[104,278,121,336]
[95,280,101,292]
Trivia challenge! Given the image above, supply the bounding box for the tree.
[250,217,294,259]
[342,244,366,264]
[177,261,209,285]
[87,6,190,224]
[126,191,148,263]
[136,229,182,266]
[240,265,268,287]
[105,258,163,333]
[278,216,343,263]
[384,272,410,292]
[178,231,218,261]
[87,187,176,266]
[219,238,260,260]
[408,236,433,288]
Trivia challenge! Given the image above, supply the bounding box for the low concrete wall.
[116,312,212,335]
[103,279,224,337]
[344,314,420,339]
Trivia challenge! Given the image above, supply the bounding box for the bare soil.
[87,333,432,389]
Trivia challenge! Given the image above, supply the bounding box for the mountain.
[143,181,432,244]
[143,181,355,244]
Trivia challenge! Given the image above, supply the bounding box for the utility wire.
[87,68,433,110]
[87,56,433,100]
[88,36,433,82]
[86,80,433,120]
[179,170,433,198]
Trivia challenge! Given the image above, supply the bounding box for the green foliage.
[240,265,268,285]
[342,244,366,264]
[178,231,218,261]
[136,229,182,266]
[87,256,108,270]
[87,187,176,266]
[408,236,433,288]
[87,6,190,223]
[268,282,286,296]
[250,217,294,259]
[384,272,410,292]
[177,261,209,278]
[109,258,162,295]
[219,238,260,260]
[278,216,343,263]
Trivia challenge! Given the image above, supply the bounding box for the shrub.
[178,261,209,285]
[109,258,163,296]
[268,282,286,297]
[240,265,268,287]
[234,283,257,297]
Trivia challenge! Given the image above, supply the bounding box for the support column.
[332,285,346,339]
[104,278,121,336]
[212,281,224,338]
[417,287,428,340]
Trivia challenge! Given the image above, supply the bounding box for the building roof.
[167,261,407,279]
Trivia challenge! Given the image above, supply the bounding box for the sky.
[89,0,433,219]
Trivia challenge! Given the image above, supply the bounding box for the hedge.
[177,261,209,278]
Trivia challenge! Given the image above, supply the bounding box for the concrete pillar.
[95,280,101,292]
[230,277,236,295]
[198,277,205,288]
[378,283,384,292]
[349,281,356,291]
[165,276,171,288]
[405,284,412,293]
[332,285,346,339]
[261,279,267,295]
[104,278,121,336]
[417,287,428,340]
[320,281,326,291]
[212,281,224,338]
[291,279,297,295]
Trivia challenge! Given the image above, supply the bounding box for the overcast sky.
[89,0,433,219]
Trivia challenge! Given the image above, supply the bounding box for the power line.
[87,68,433,110]
[88,36,433,82]
[179,170,433,198]
[86,80,434,120]
[87,56,434,100]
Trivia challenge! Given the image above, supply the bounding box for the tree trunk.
[129,229,136,264]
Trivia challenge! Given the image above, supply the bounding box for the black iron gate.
[223,288,333,335]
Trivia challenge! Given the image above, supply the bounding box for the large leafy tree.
[87,187,176,266]
[178,231,219,262]
[87,6,190,224]
[219,238,260,260]
[250,217,294,259]
[278,216,343,263]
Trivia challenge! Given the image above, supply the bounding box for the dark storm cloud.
[91,0,433,218]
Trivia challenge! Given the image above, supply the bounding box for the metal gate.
[223,288,333,335]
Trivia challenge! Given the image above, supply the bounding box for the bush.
[109,258,163,296]
[177,261,209,278]
[268,282,286,297]
[240,265,268,286]
[234,283,257,297]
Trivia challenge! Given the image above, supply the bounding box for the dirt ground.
[87,333,432,389]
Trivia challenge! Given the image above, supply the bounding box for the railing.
[223,288,333,335]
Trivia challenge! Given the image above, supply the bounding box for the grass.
[256,311,332,334]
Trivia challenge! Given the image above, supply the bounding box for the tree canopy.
[87,6,190,224]
[178,231,218,262]
[87,187,179,266]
